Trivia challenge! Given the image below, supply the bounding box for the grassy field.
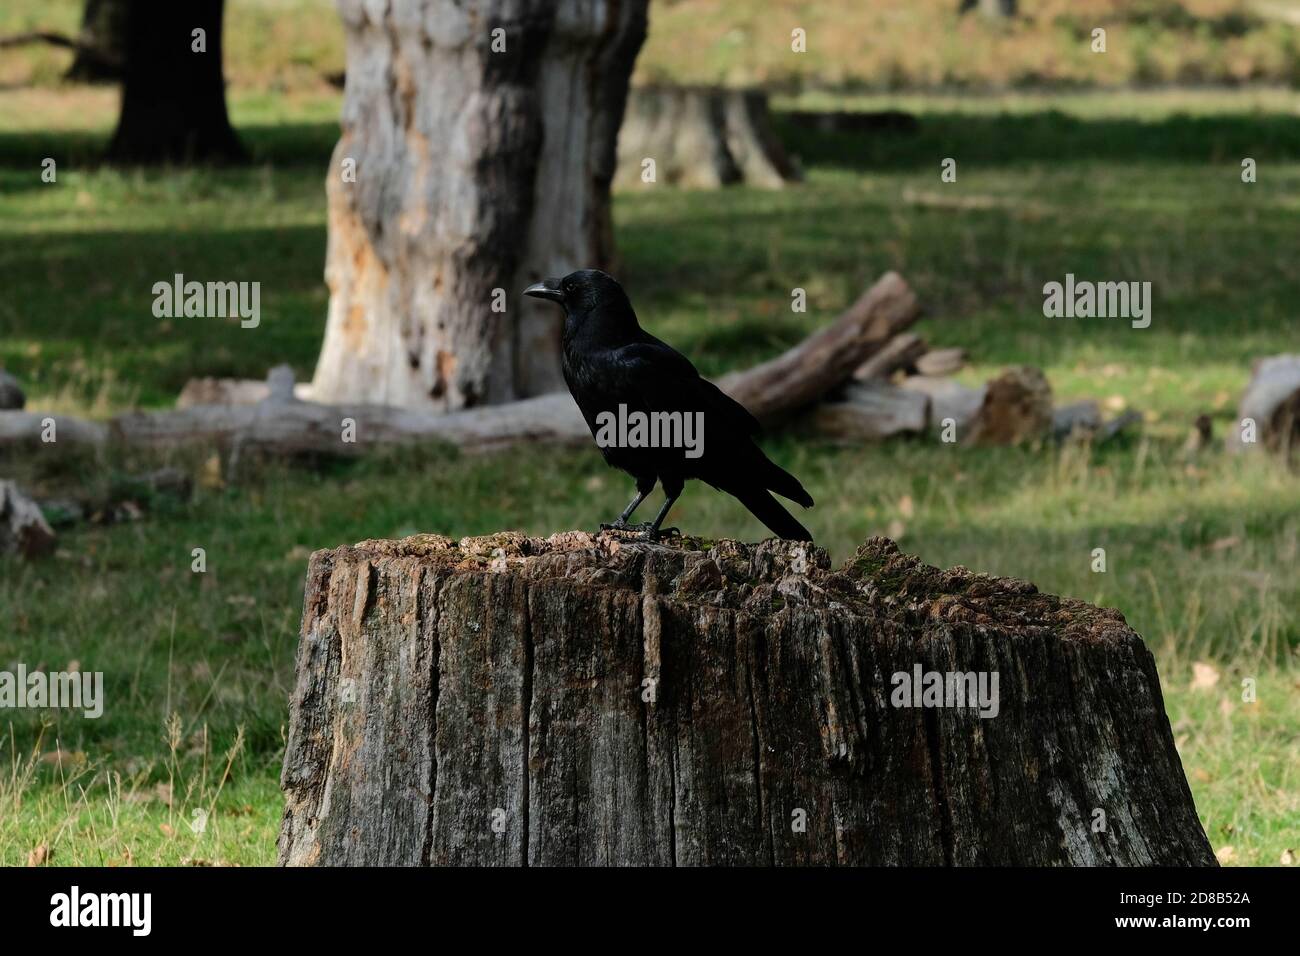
[4,0,1300,91]
[1,24,1298,864]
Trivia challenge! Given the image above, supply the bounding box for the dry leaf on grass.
[1190,662,1220,691]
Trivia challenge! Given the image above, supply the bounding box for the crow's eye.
[563,284,574,294]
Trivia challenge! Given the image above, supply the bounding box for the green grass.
[1,85,1298,867]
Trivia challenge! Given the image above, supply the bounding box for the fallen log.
[914,347,967,378]
[719,271,920,422]
[1052,400,1103,441]
[0,371,24,410]
[0,481,56,559]
[279,531,1216,866]
[1,273,919,457]
[0,412,109,447]
[852,332,926,382]
[1228,354,1300,455]
[809,381,928,441]
[899,375,985,437]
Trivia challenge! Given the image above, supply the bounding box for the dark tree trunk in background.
[279,532,1216,866]
[960,0,1017,17]
[65,0,127,82]
[106,0,245,164]
[310,0,648,410]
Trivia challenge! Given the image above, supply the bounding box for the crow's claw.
[645,526,680,541]
[601,521,655,533]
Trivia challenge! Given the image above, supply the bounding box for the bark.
[1228,354,1300,455]
[899,376,986,438]
[810,382,928,441]
[0,371,24,410]
[65,0,127,82]
[105,0,245,164]
[914,347,967,377]
[1052,400,1103,441]
[278,531,1216,866]
[719,272,920,423]
[615,86,800,190]
[963,365,1053,446]
[960,0,1017,17]
[852,332,926,382]
[0,481,56,559]
[311,0,648,410]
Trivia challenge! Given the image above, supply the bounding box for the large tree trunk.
[105,0,245,164]
[65,0,127,83]
[310,0,648,411]
[279,531,1216,866]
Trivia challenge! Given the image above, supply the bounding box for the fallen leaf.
[39,749,86,769]
[898,494,915,519]
[1215,845,1236,864]
[887,519,906,541]
[159,824,175,838]
[1190,662,1220,691]
[199,452,224,490]
[1281,849,1295,865]
[26,845,49,867]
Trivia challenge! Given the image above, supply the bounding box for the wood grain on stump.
[279,531,1214,867]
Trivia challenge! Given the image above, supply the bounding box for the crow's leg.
[600,476,657,531]
[643,494,680,540]
[644,477,683,539]
[600,490,648,531]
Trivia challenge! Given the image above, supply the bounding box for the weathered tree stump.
[615,86,799,190]
[963,365,1053,446]
[0,481,56,559]
[1228,354,1300,455]
[279,531,1214,866]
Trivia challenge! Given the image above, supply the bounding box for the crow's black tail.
[733,487,814,542]
[745,447,814,508]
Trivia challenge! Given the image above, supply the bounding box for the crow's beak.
[524,278,564,303]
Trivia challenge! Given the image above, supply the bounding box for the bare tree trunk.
[311,0,648,410]
[105,0,245,164]
[279,532,1216,866]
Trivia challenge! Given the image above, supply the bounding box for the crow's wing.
[614,340,761,437]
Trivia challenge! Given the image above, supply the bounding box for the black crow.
[525,269,814,541]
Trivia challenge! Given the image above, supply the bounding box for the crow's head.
[524,269,631,316]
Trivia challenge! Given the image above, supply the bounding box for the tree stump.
[1227,354,1300,455]
[615,86,800,190]
[279,531,1215,866]
[0,481,56,559]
